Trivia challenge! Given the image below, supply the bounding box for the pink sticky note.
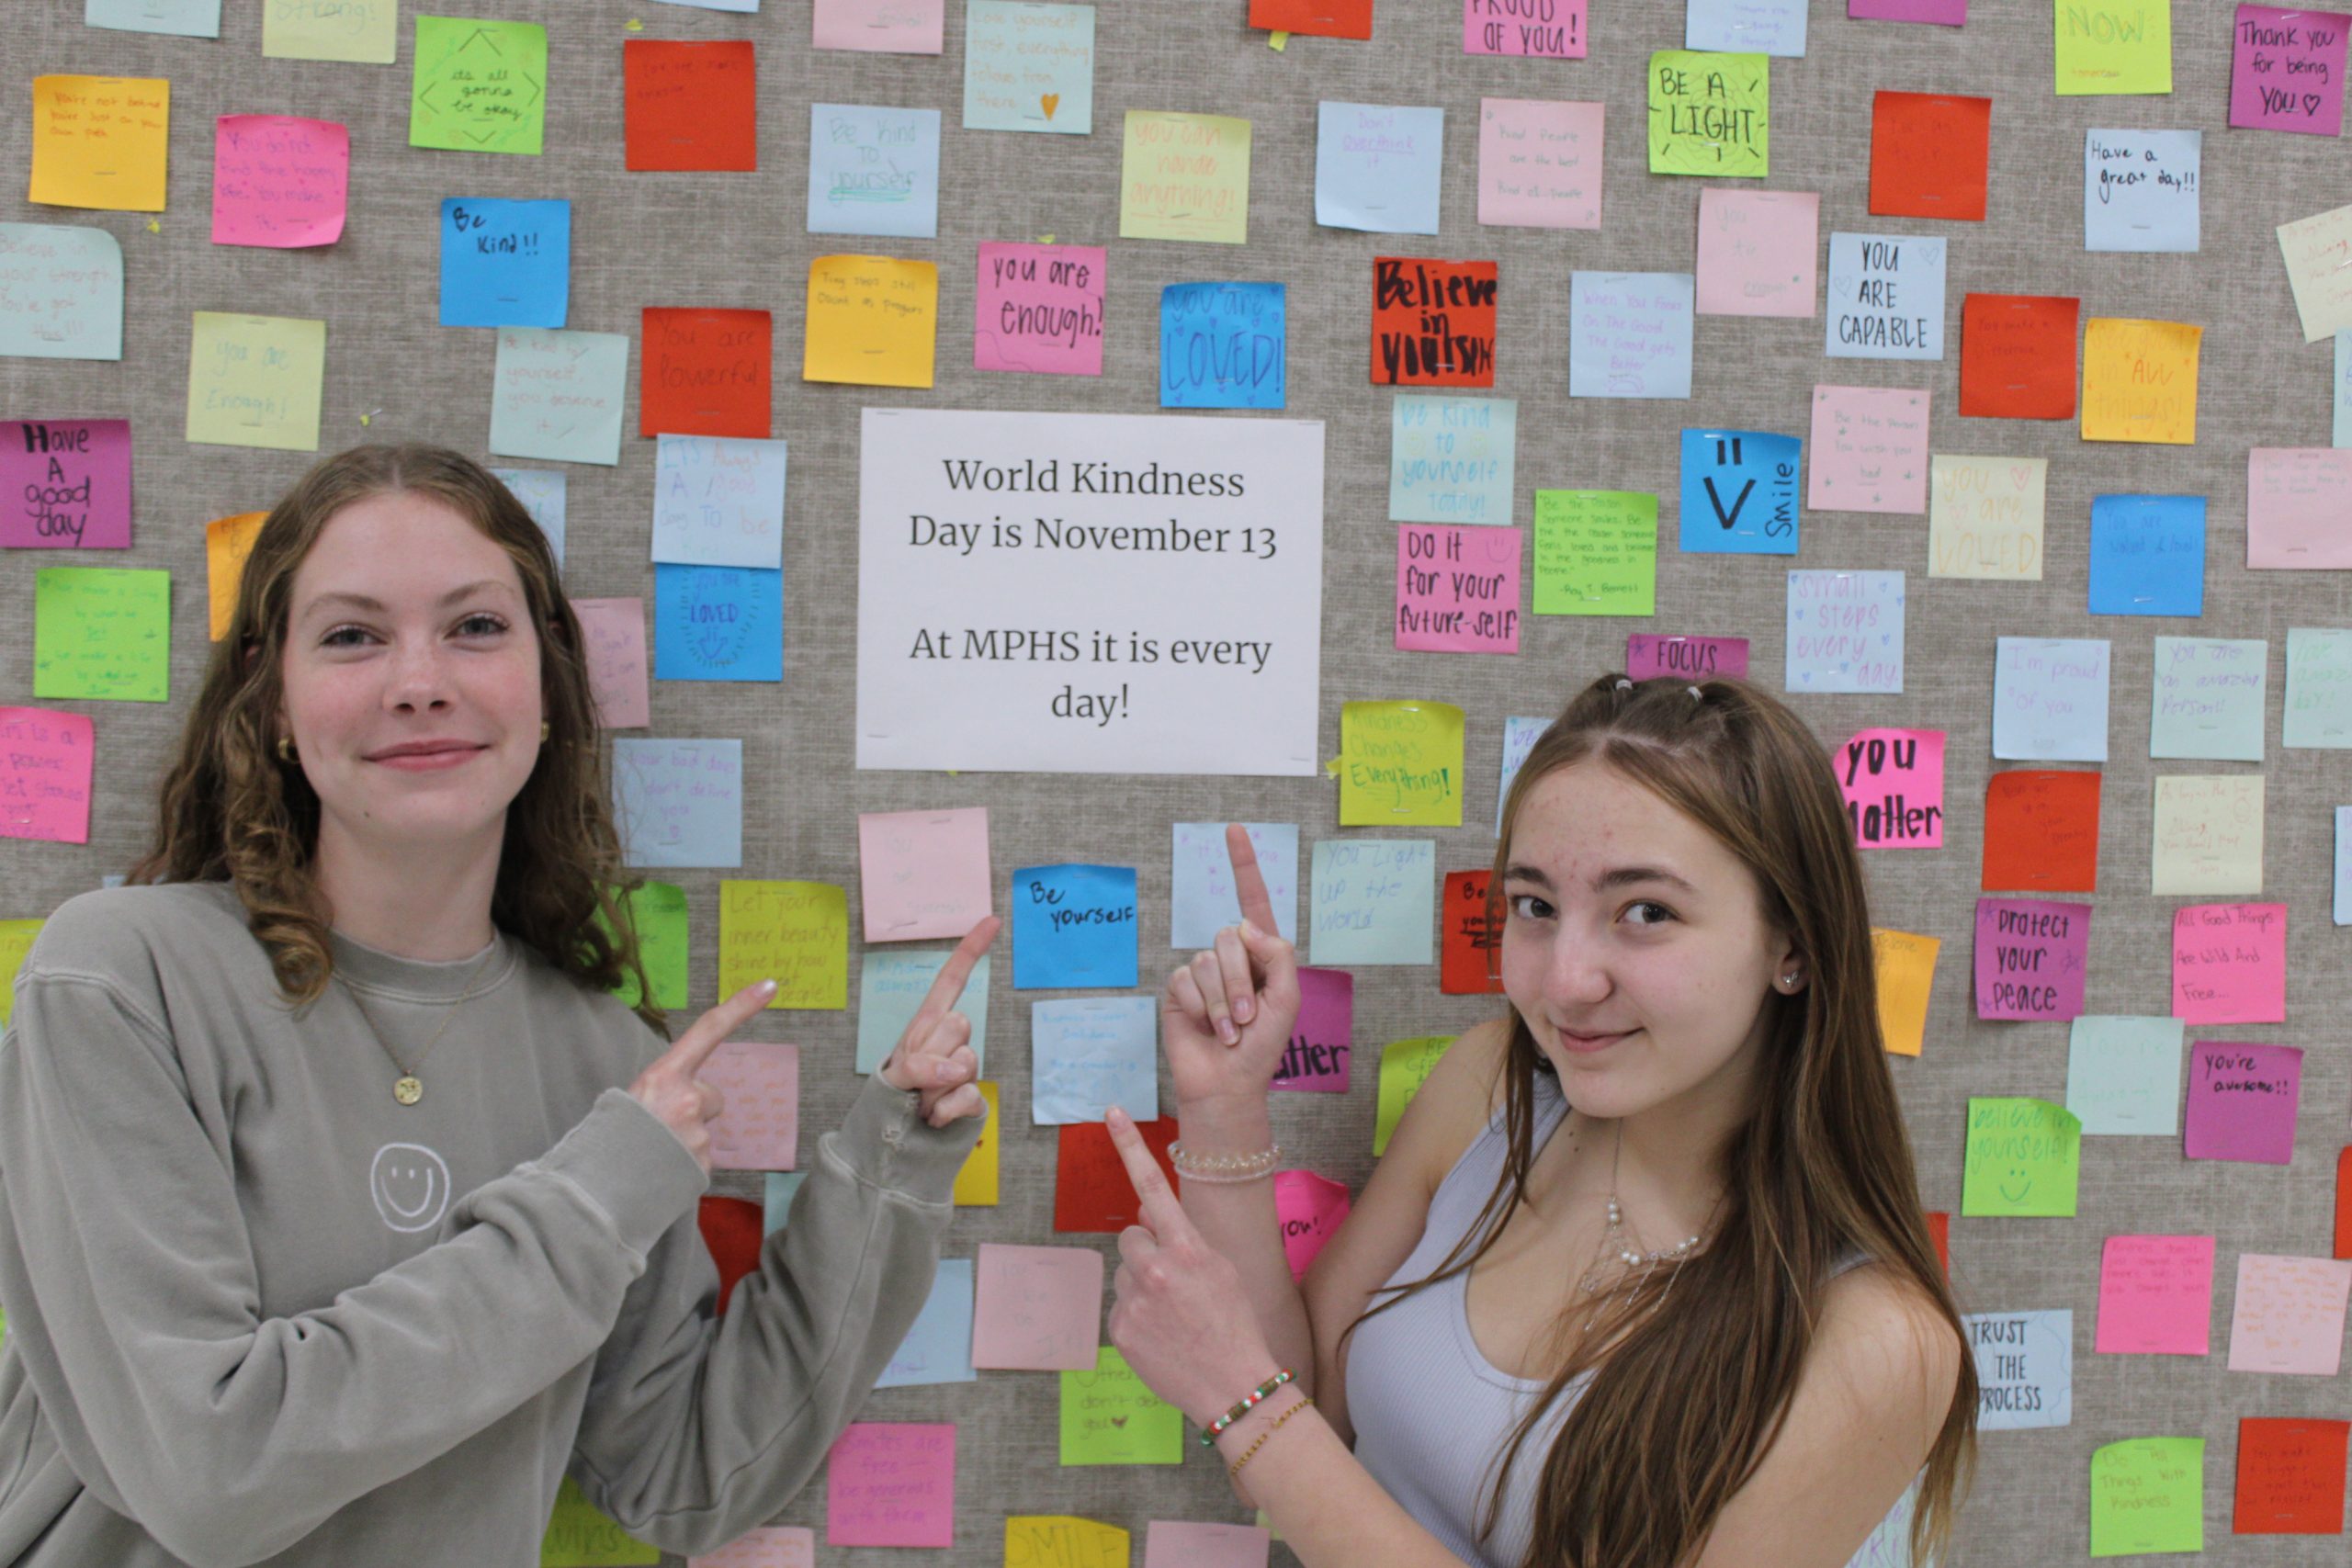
[858,807,992,943]
[975,242,1105,377]
[2172,903,2287,1024]
[211,115,349,249]
[1476,98,1603,230]
[2186,1040,2302,1165]
[972,1242,1102,1370]
[825,1423,955,1548]
[702,1042,799,1171]
[0,706,94,844]
[1464,0,1586,56]
[2248,449,2352,569]
[690,1526,816,1568]
[0,420,131,549]
[1396,525,1522,655]
[1807,387,1929,514]
[813,0,944,52]
[1273,1170,1351,1281]
[2229,6,2351,136]
[1850,0,1965,21]
[1696,190,1819,319]
[1626,634,1748,681]
[1144,1520,1273,1568]
[1972,897,2090,1021]
[1838,728,1945,850]
[2228,1253,2352,1375]
[1274,965,1352,1093]
[572,597,650,729]
[2097,1234,2216,1354]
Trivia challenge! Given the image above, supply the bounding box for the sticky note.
[1695,190,1816,317]
[1277,965,1355,1089]
[1838,728,1944,849]
[1993,637,2110,762]
[2084,129,2199,252]
[1315,103,1444,234]
[1569,272,1694,397]
[187,312,324,453]
[1962,1309,2073,1430]
[1808,388,1928,513]
[2086,495,2205,615]
[1476,97,1602,229]
[1390,395,1515,525]
[2339,330,2352,445]
[491,329,628,466]
[1170,822,1299,946]
[973,1243,1102,1370]
[543,1474,660,1565]
[1159,283,1284,409]
[2231,6,2349,133]
[1465,0,1584,53]
[1061,1348,1182,1465]
[492,468,566,564]
[2151,775,2264,895]
[1983,772,2100,892]
[875,1258,976,1388]
[804,255,937,388]
[2067,1016,2185,1134]
[2081,318,2199,445]
[572,597,650,728]
[411,17,546,156]
[964,2,1094,135]
[1960,1098,2081,1217]
[0,420,130,550]
[1681,430,1800,555]
[1120,112,1251,245]
[2284,626,2352,747]
[34,567,169,702]
[1030,998,1156,1124]
[855,951,989,1075]
[650,435,786,569]
[2185,1039,2301,1164]
[264,0,396,62]
[1311,839,1435,966]
[2227,1253,2352,1375]
[814,0,944,51]
[30,77,168,212]
[954,1081,999,1205]
[643,309,771,440]
[1688,0,1807,53]
[702,1043,798,1171]
[624,40,756,172]
[0,920,41,1027]
[2338,807,2352,925]
[0,224,122,361]
[2277,204,2352,343]
[1005,1518,1128,1568]
[211,116,347,249]
[975,242,1105,377]
[719,881,847,1010]
[1973,897,2090,1021]
[808,104,941,239]
[2234,1416,2351,1535]
[0,707,94,845]
[1272,1170,1351,1281]
[1396,525,1521,654]
[2055,0,2172,95]
[1340,701,1464,826]
[652,565,782,683]
[1495,715,1547,831]
[1532,491,1655,616]
[1145,1522,1270,1568]
[1869,92,1989,220]
[2090,1438,2203,1557]
[688,1527,814,1568]
[1646,51,1768,176]
[1626,635,1747,681]
[698,1194,762,1314]
[88,0,220,36]
[1960,295,2079,420]
[2098,1235,2215,1353]
[825,1424,954,1548]
[611,738,742,868]
[437,199,569,329]
[1257,0,1370,34]
[1784,570,1905,694]
[605,880,686,1010]
[2149,637,2265,761]
[1928,454,2046,579]
[1012,865,1138,989]
[1055,1116,1177,1232]
[2248,448,2352,565]
[1372,257,1498,387]
[1375,1035,1454,1155]
[1871,929,1939,1056]
[1824,232,1945,359]
[857,807,989,944]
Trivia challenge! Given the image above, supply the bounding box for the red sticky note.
[2336,1146,2352,1260]
[0,705,95,844]
[826,1423,955,1549]
[1054,1116,1178,1233]
[1441,869,1505,994]
[1372,257,1498,387]
[2233,1416,2350,1535]
[2172,903,2287,1025]
[1959,294,2080,420]
[1925,1211,1950,1276]
[1868,92,1990,220]
[698,1194,765,1314]
[2095,1234,2215,1355]
[1250,0,1373,39]
[702,1041,799,1171]
[1274,964,1352,1091]
[641,307,773,438]
[624,40,758,173]
[1983,771,2099,893]
[1274,1170,1351,1280]
[2186,1040,2301,1165]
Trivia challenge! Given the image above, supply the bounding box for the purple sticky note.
[1973,897,2090,1021]
[1273,965,1352,1092]
[1273,1170,1351,1280]
[1849,0,1965,21]
[1625,634,1748,681]
[825,1423,955,1548]
[0,420,131,548]
[973,241,1105,377]
[2184,1039,2302,1165]
[2229,6,2350,136]
[2171,903,2287,1024]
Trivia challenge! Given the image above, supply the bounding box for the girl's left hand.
[1102,1104,1283,1427]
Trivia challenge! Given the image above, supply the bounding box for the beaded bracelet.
[1227,1396,1315,1479]
[1168,1140,1282,1184]
[1200,1368,1295,1445]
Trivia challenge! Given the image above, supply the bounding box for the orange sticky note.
[623,40,757,173]
[1959,294,2079,420]
[204,510,266,640]
[1053,1117,1178,1233]
[1440,869,1505,995]
[1867,92,1989,221]
[1983,771,2101,893]
[2081,318,2200,446]
[641,308,772,438]
[30,76,170,213]
[698,1194,765,1314]
[1926,1211,1950,1276]
[805,255,938,389]
[1871,928,1939,1057]
[954,1081,999,1205]
[1250,0,1373,39]
[2233,1417,2349,1535]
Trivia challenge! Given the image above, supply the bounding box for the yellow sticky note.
[804,255,938,389]
[2081,318,2199,445]
[1928,455,2048,581]
[1119,111,1252,244]
[264,0,399,64]
[1340,700,1465,827]
[205,511,266,640]
[1003,1516,1129,1568]
[0,920,45,1029]
[954,1081,999,1205]
[2055,1,2172,96]
[187,312,325,453]
[29,76,170,213]
[2278,203,2352,344]
[718,880,849,1009]
[2089,1437,2204,1557]
[1374,1034,1453,1156]
[1871,929,1939,1057]
[539,1475,658,1567]
[2151,775,2264,896]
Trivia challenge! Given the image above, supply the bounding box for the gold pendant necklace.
[338,942,500,1106]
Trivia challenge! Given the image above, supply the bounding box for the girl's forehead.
[1510,765,1742,886]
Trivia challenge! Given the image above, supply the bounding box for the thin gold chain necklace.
[335,942,499,1107]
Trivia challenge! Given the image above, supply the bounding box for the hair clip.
[1613,676,1634,692]
[1687,684,1704,700]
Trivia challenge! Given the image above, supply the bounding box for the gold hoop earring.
[277,737,297,763]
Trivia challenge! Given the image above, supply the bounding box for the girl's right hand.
[628,978,779,1176]
[1160,824,1301,1111]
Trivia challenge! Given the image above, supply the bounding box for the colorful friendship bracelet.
[1199,1368,1295,1446]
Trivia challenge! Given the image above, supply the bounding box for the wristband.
[1200,1368,1295,1446]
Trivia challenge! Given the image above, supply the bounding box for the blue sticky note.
[1170,823,1299,947]
[2083,130,2199,254]
[855,952,990,1075]
[1572,273,1696,400]
[490,468,567,567]
[0,224,124,361]
[1030,997,1158,1124]
[1960,1309,2073,1432]
[1496,716,1547,833]
[1680,429,1801,554]
[1785,570,1905,694]
[763,1171,806,1234]
[653,565,782,682]
[2285,627,2352,750]
[964,1,1095,135]
[1389,395,1516,525]
[2086,495,2205,617]
[1012,864,1139,988]
[807,104,942,240]
[611,739,743,868]
[1309,839,1435,966]
[1824,232,1945,361]
[2335,330,2352,448]
[1314,102,1445,235]
[875,1258,978,1386]
[2337,807,2352,924]
[2149,637,2266,762]
[1159,283,1285,410]
[439,199,570,329]
[86,0,220,36]
[1687,0,1807,55]
[2066,1017,2185,1135]
[1992,637,2110,763]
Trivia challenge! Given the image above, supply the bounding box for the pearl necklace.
[1575,1116,1710,1297]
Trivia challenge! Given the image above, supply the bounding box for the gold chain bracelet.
[1225,1395,1314,1479]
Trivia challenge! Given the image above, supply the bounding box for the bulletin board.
[6,1,2352,1563]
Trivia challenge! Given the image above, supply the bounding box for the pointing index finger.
[1223,823,1280,937]
[665,979,775,1076]
[1105,1106,1191,1239]
[910,913,1001,1029]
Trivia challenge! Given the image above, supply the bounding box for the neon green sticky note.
[2055,1,2172,97]
[718,880,849,1009]
[1340,700,1465,827]
[1374,1034,1454,1156]
[411,16,548,156]
[1532,491,1657,615]
[1961,1096,2081,1218]
[1059,1347,1183,1465]
[187,311,325,452]
[1647,51,1768,177]
[2089,1437,2203,1556]
[539,1475,658,1566]
[0,920,44,1028]
[34,567,170,703]
[604,882,687,1011]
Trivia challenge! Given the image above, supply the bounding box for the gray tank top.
[1345,1068,1923,1568]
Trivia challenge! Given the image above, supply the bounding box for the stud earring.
[540,720,551,744]
[277,737,297,763]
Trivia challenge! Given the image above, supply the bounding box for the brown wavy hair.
[129,444,661,1030]
[1346,673,1976,1568]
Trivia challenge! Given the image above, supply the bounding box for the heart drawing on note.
[1041,94,1060,120]
[1109,1415,1127,1427]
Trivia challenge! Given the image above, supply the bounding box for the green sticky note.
[1532,491,1658,615]
[1647,51,1769,177]
[604,882,687,1011]
[412,16,548,156]
[539,1476,658,1566]
[2055,0,2172,97]
[1960,1096,2081,1217]
[1059,1347,1183,1465]
[2089,1437,2203,1557]
[0,919,42,1028]
[187,311,326,452]
[1340,700,1465,827]
[34,567,170,702]
[1374,1035,1454,1156]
